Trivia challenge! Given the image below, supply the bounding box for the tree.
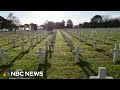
[91,15,103,23]
[61,20,65,28]
[2,19,13,30]
[5,13,21,32]
[33,24,37,30]
[66,19,73,28]
[24,24,30,28]
[30,23,34,30]
[0,16,5,29]
[79,23,82,28]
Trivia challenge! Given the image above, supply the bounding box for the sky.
[0,11,120,26]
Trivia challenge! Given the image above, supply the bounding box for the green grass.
[0,29,120,79]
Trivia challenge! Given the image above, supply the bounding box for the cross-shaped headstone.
[12,39,16,48]
[84,36,87,44]
[111,44,120,63]
[90,67,113,79]
[36,34,39,43]
[117,40,120,48]
[8,36,11,44]
[21,34,24,43]
[108,31,110,40]
[93,39,97,49]
[30,38,34,47]
[21,42,25,52]
[93,32,96,41]
[72,46,82,63]
[0,49,7,65]
[46,41,49,51]
[103,31,106,44]
[35,48,46,63]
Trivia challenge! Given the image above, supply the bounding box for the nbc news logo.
[3,71,43,77]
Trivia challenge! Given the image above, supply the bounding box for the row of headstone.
[34,31,57,64]
[63,29,120,64]
[0,30,50,66]
[60,30,75,51]
[46,31,57,51]
[60,30,83,63]
[63,28,120,46]
[63,30,98,49]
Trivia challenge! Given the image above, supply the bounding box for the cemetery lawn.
[0,29,120,79]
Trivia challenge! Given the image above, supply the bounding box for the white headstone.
[35,48,46,63]
[21,42,25,52]
[21,33,24,42]
[72,46,82,63]
[0,49,7,65]
[93,39,97,49]
[84,36,87,44]
[8,36,11,44]
[30,38,33,47]
[36,35,38,43]
[12,39,16,47]
[103,32,106,44]
[90,67,113,79]
[117,40,120,48]
[111,44,120,63]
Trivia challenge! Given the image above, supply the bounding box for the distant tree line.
[0,15,19,31]
[0,13,38,31]
[40,19,73,31]
[79,15,120,28]
[1,13,120,32]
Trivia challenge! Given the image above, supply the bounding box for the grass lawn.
[0,29,120,79]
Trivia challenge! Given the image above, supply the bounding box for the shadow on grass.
[86,43,93,48]
[104,43,114,46]
[31,42,38,49]
[110,39,117,41]
[70,46,75,52]
[0,46,34,74]
[95,48,113,58]
[5,45,19,52]
[0,43,10,47]
[48,50,54,59]
[36,51,51,79]
[76,61,97,78]
[24,40,29,44]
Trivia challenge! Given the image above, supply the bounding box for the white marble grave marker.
[90,67,113,79]
[8,36,11,44]
[103,32,106,44]
[35,48,46,63]
[117,40,120,48]
[30,38,33,47]
[84,36,87,44]
[21,34,24,43]
[111,44,120,63]
[12,39,16,47]
[0,49,7,65]
[93,39,97,49]
[72,46,82,63]
[21,42,25,52]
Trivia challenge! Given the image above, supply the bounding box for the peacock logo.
[3,71,11,76]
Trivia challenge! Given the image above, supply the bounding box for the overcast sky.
[0,11,120,25]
